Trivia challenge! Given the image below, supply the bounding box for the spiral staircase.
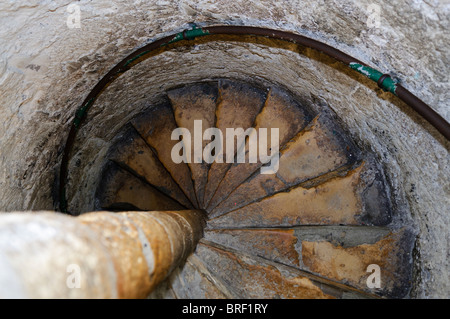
[93,79,414,299]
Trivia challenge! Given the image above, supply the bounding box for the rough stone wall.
[0,0,448,298]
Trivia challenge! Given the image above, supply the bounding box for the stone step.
[300,227,414,298]
[147,279,177,299]
[195,240,375,299]
[206,87,312,211]
[204,227,391,270]
[132,103,199,208]
[202,227,413,298]
[202,80,266,208]
[209,115,356,217]
[168,254,237,299]
[108,126,193,208]
[204,228,301,268]
[207,162,392,228]
[168,83,218,208]
[95,161,184,211]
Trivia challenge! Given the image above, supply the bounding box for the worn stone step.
[204,228,300,268]
[168,254,237,299]
[209,115,356,217]
[132,103,198,208]
[206,87,312,211]
[208,162,392,228]
[195,240,375,299]
[203,80,266,208]
[300,227,414,298]
[108,126,193,208]
[168,83,218,208]
[95,161,184,211]
[202,226,413,298]
[195,240,333,299]
[147,279,177,299]
[204,227,390,270]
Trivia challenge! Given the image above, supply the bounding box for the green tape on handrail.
[73,98,94,129]
[349,63,397,95]
[124,50,151,68]
[184,27,210,40]
[164,27,210,46]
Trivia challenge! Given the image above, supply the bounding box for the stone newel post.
[0,210,205,298]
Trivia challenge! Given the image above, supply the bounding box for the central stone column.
[0,210,205,298]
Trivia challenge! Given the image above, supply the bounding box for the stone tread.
[203,80,266,208]
[95,161,184,211]
[207,162,391,228]
[195,240,379,299]
[168,83,218,208]
[195,240,334,299]
[301,228,414,298]
[132,103,199,208]
[108,127,193,208]
[202,226,413,297]
[168,254,237,299]
[204,228,300,268]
